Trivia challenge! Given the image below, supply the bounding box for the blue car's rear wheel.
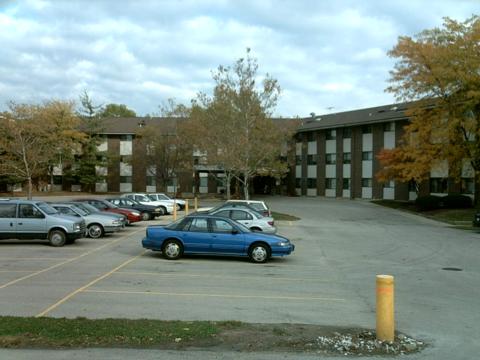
[249,243,270,263]
[162,239,183,260]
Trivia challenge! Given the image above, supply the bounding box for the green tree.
[68,91,108,192]
[377,16,480,202]
[189,49,292,199]
[0,101,83,199]
[100,103,136,118]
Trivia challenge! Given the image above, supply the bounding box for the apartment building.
[293,102,474,200]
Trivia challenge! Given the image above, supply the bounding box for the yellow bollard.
[376,275,395,342]
[185,199,189,215]
[173,200,177,220]
[194,197,198,211]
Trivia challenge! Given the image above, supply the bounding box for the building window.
[120,134,133,141]
[326,153,336,165]
[120,176,132,183]
[362,178,372,187]
[326,129,336,140]
[343,178,351,190]
[326,178,336,189]
[307,155,317,165]
[461,178,474,194]
[383,122,395,132]
[120,155,132,163]
[383,180,394,188]
[430,178,447,193]
[362,125,372,134]
[295,155,302,165]
[343,152,351,164]
[343,128,352,138]
[307,178,317,188]
[295,178,301,188]
[408,179,417,192]
[199,176,208,188]
[362,151,373,161]
[146,176,156,186]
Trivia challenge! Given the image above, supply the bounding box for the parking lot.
[1,196,479,359]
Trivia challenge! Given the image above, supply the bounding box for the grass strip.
[371,200,476,227]
[272,211,300,221]
[0,316,241,348]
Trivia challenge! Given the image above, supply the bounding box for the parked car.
[51,203,123,238]
[107,197,164,219]
[147,193,186,210]
[142,214,294,263]
[72,199,142,225]
[196,202,263,216]
[122,193,174,214]
[70,202,128,228]
[225,200,271,217]
[209,207,276,233]
[0,199,85,246]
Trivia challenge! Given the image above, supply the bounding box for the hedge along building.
[293,102,475,200]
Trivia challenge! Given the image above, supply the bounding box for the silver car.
[51,203,124,238]
[209,207,277,233]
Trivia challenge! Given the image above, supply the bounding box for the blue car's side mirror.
[232,229,239,235]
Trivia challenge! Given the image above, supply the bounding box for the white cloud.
[0,0,477,116]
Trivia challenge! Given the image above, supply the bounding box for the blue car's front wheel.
[249,243,270,263]
[162,239,183,260]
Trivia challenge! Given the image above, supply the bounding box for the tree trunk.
[27,177,33,200]
[225,173,232,200]
[243,174,250,200]
[474,171,480,208]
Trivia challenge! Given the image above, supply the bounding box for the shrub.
[442,194,473,209]
[415,195,443,211]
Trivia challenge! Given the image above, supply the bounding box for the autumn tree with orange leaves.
[377,16,480,202]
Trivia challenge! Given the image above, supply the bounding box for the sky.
[0,0,478,118]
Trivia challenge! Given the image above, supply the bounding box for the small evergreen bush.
[442,194,473,209]
[415,195,443,211]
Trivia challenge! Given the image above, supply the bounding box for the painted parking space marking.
[83,289,346,302]
[35,251,146,317]
[115,271,333,283]
[0,228,145,290]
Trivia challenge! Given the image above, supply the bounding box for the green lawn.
[271,211,300,221]
[371,200,477,227]
[0,316,236,348]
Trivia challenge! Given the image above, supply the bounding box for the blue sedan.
[142,215,294,263]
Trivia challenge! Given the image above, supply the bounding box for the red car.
[73,199,142,225]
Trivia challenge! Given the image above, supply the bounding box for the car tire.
[160,206,167,215]
[87,224,104,239]
[248,243,270,263]
[141,212,151,221]
[162,239,183,260]
[250,227,262,232]
[48,229,67,247]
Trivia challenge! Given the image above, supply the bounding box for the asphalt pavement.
[0,195,479,359]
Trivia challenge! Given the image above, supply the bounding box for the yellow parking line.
[0,229,145,290]
[115,271,332,283]
[84,289,345,302]
[35,251,146,317]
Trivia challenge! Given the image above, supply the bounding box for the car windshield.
[70,206,88,216]
[165,218,186,230]
[138,195,151,202]
[37,202,57,215]
[250,203,267,211]
[103,200,118,209]
[158,194,170,200]
[76,203,98,214]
